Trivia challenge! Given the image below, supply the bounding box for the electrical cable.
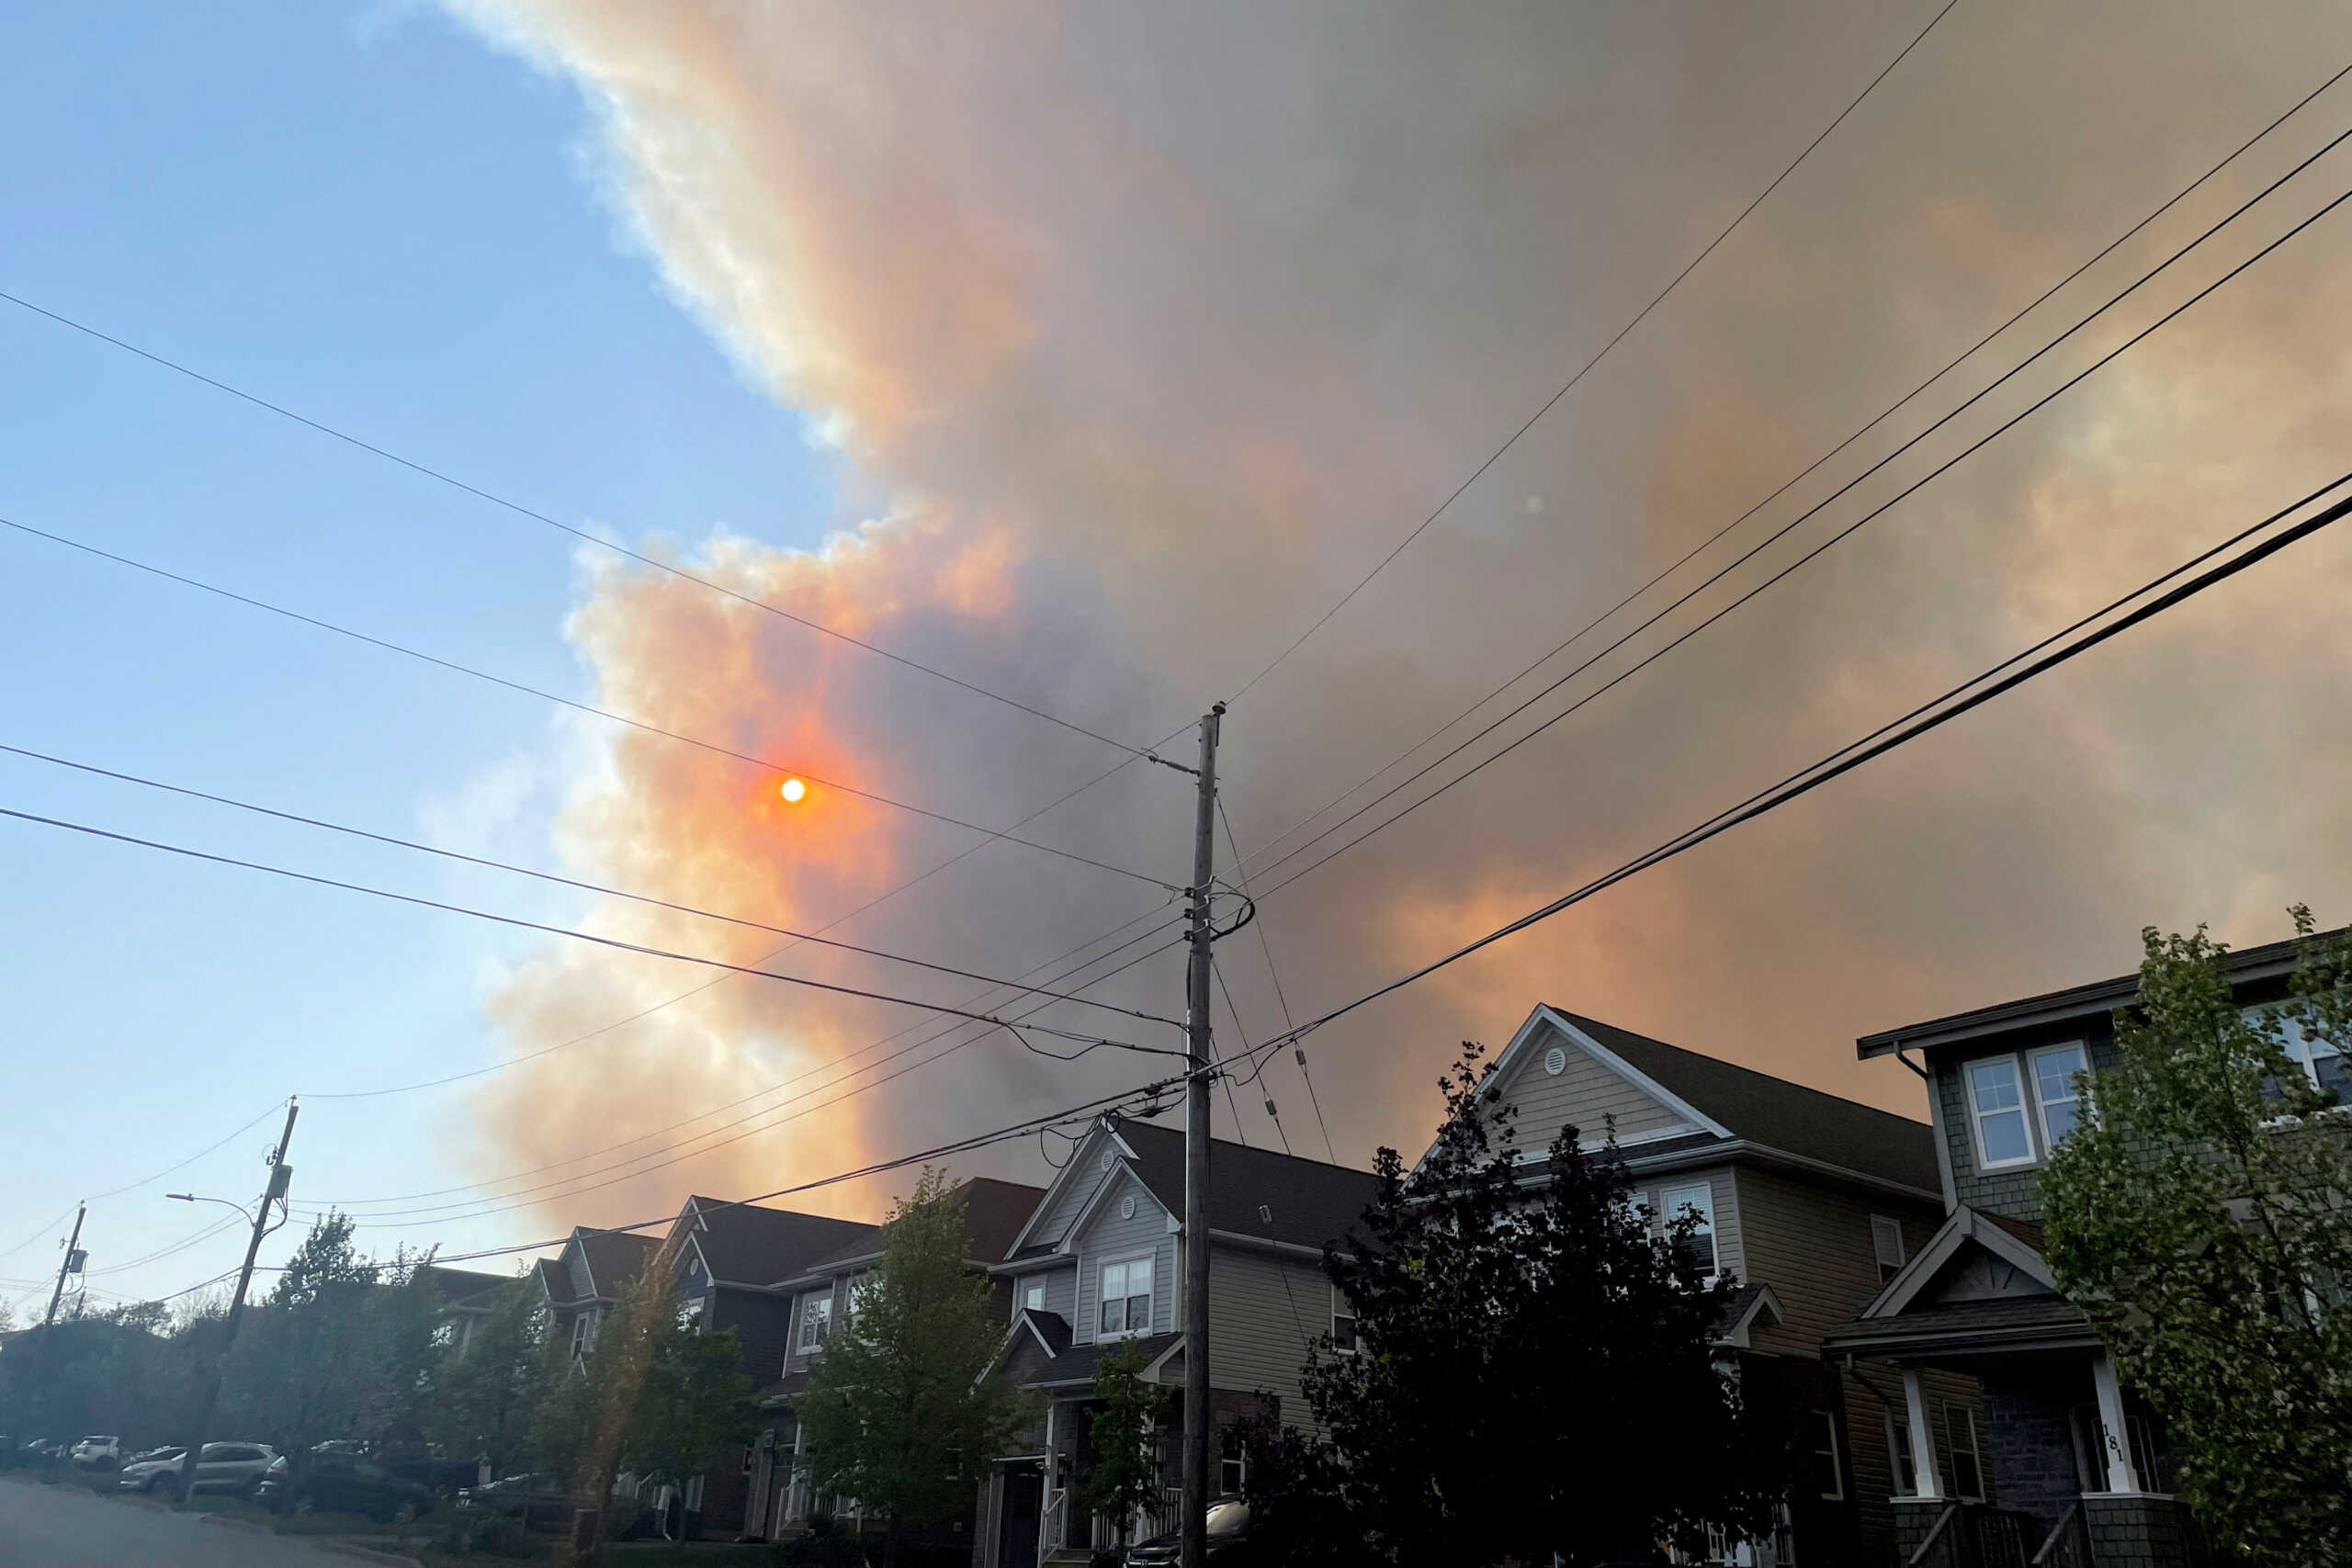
[0,741,1186,1030]
[1231,468,2352,1074]
[1217,799,1335,1162]
[0,804,1166,1053]
[0,291,1153,761]
[0,515,1173,892]
[1226,0,1964,705]
[1245,142,2352,903]
[1235,56,2352,882]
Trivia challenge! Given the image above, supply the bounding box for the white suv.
[119,1442,277,1498]
[69,1436,120,1468]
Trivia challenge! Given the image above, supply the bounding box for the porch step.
[1043,1553,1096,1567]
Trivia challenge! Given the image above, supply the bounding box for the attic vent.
[1544,1045,1567,1077]
[1258,1204,1272,1224]
[1120,1195,1136,1221]
[1100,1150,1116,1173]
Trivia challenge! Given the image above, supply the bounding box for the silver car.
[118,1442,276,1499]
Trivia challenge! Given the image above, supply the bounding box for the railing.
[1908,1504,2036,1568]
[1041,1485,1070,1558]
[2030,1504,2092,1568]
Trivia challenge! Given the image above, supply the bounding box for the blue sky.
[0,1,842,1309]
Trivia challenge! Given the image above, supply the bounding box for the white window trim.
[2247,1004,2345,1091]
[1330,1286,1359,1354]
[2027,1042,2088,1153]
[1945,1405,1985,1503]
[1962,1054,2041,1172]
[1098,1255,1154,1339]
[1871,1214,1907,1283]
[797,1291,832,1354]
[1883,1409,1917,1497]
[1810,1410,1845,1501]
[1660,1181,1718,1282]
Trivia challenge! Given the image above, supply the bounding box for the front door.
[999,1462,1044,1568]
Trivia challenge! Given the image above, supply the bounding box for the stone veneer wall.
[1981,1365,2093,1527]
[2084,1495,2205,1568]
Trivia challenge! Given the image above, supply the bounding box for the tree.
[1261,1042,1786,1568]
[426,1278,551,1479]
[798,1168,1038,1566]
[626,1301,757,1500]
[1076,1340,1171,1548]
[2043,910,2352,1565]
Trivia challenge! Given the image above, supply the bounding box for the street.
[0,1479,387,1568]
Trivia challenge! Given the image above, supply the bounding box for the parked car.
[70,1436,120,1469]
[257,1449,435,1521]
[117,1442,275,1499]
[1125,1499,1252,1564]
[456,1472,571,1530]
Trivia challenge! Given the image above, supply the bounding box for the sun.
[779,777,808,805]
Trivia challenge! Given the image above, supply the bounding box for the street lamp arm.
[166,1192,256,1228]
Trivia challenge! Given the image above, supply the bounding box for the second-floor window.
[1020,1279,1047,1314]
[1099,1257,1153,1336]
[1965,1043,2087,1171]
[797,1292,832,1353]
[1871,1214,1908,1284]
[1330,1287,1358,1353]
[846,1271,876,1324]
[1660,1182,1717,1280]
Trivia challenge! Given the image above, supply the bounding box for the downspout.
[1896,1043,1959,1212]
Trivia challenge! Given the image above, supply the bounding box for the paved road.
[0,1477,395,1567]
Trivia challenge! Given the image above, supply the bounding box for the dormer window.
[797,1292,832,1353]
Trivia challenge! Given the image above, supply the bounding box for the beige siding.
[1623,1165,1744,1282]
[1498,1021,1692,1153]
[1733,1166,1939,1353]
[1073,1171,1176,1342]
[1206,1245,1330,1430]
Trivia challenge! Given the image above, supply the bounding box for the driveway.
[0,1477,404,1567]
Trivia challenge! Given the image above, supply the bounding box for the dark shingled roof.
[425,1266,510,1310]
[1822,1295,2094,1357]
[1016,1308,1073,1358]
[686,1197,870,1286]
[533,1258,568,1303]
[1552,1010,1940,1195]
[1026,1332,1182,1389]
[798,1177,1048,1277]
[1113,1120,1378,1252]
[576,1230,661,1301]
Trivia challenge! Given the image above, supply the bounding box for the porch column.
[2089,1351,2143,1494]
[1902,1368,1942,1500]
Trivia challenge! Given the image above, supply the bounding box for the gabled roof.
[424,1265,510,1312]
[1531,1009,1940,1196]
[1114,1120,1378,1252]
[794,1176,1048,1280]
[1821,1203,2095,1359]
[682,1196,870,1287]
[1025,1331,1184,1390]
[574,1229,661,1301]
[532,1258,569,1304]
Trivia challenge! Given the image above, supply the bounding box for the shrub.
[771,1513,865,1566]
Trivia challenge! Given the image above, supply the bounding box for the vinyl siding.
[1623,1165,1743,1282]
[1496,1021,1692,1152]
[1031,1150,1121,1250]
[1072,1171,1176,1341]
[1733,1166,1939,1353]
[712,1288,797,1384]
[566,1248,595,1302]
[1012,1266,1078,1323]
[1205,1245,1329,1430]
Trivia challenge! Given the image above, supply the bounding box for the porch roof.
[1823,1294,2098,1359]
[1026,1332,1182,1391]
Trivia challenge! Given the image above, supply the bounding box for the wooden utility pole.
[43,1204,86,1326]
[174,1100,298,1507]
[1181,702,1223,1568]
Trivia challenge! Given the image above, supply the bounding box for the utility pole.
[175,1100,298,1508]
[43,1204,86,1326]
[1181,702,1223,1568]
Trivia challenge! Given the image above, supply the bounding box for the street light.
[166,1192,256,1228]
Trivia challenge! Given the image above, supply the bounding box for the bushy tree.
[799,1168,1037,1566]
[2043,910,2352,1564]
[626,1303,756,1496]
[427,1278,552,1479]
[1076,1339,1171,1547]
[1256,1042,1786,1568]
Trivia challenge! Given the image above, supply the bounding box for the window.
[846,1271,876,1323]
[1945,1406,1984,1501]
[2030,1043,2088,1147]
[1965,1056,2036,1169]
[1883,1411,1917,1495]
[1021,1278,1046,1314]
[1330,1288,1359,1353]
[1806,1411,1844,1500]
[2259,1006,2352,1100]
[1218,1456,1245,1497]
[797,1292,832,1353]
[1099,1257,1153,1336]
[1660,1182,1717,1280]
[1871,1214,1907,1285]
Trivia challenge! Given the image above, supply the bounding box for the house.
[975,1117,1379,1568]
[1818,939,2335,1563]
[745,1176,1046,1548]
[422,1264,512,1354]
[537,1226,661,1360]
[1445,1005,1974,1568]
[660,1193,874,1537]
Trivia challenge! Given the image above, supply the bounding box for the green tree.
[799,1169,1037,1566]
[426,1278,551,1479]
[1265,1042,1787,1568]
[1075,1340,1171,1548]
[2043,910,2352,1564]
[626,1301,757,1497]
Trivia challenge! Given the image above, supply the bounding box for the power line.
[1216,799,1334,1162]
[1236,57,2352,883]
[86,1102,290,1203]
[1232,468,2352,1075]
[0,804,1175,1055]
[1244,131,2352,902]
[0,291,1155,761]
[1226,0,1964,705]
[0,741,1186,1030]
[0,514,1173,891]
